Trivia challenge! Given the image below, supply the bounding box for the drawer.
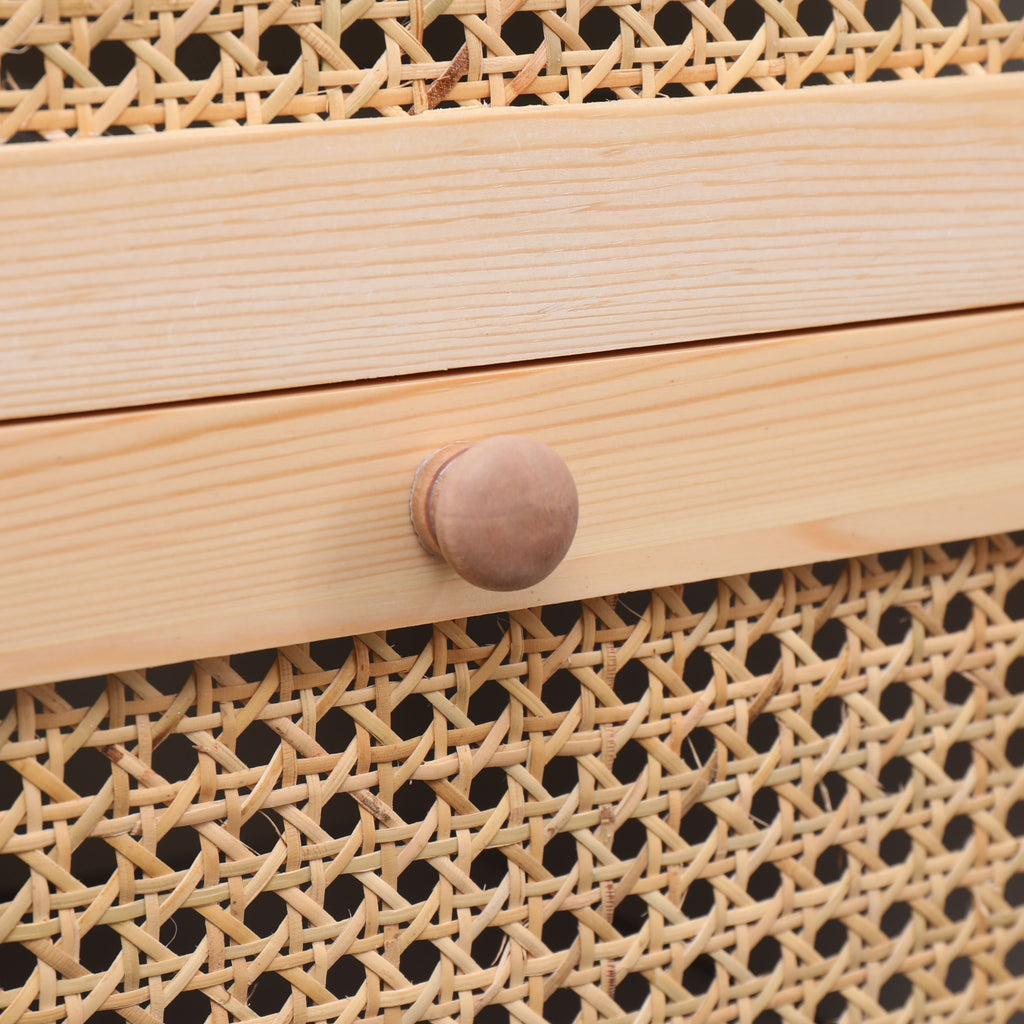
[3,306,1024,688]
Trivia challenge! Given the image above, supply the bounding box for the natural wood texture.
[3,74,1024,420]
[3,306,1024,688]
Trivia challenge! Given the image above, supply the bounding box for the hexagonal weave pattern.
[1,534,1023,1023]
[0,0,1022,140]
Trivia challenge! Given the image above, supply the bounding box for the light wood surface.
[3,74,1024,420]
[3,306,1024,688]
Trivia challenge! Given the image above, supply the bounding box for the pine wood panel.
[3,306,1024,688]
[3,74,1024,420]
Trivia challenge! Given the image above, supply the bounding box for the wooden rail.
[2,74,1024,418]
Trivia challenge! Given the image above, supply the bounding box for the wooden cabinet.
[2,24,1023,1021]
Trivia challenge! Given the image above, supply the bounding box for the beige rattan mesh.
[1,535,1023,1022]
[0,0,1022,140]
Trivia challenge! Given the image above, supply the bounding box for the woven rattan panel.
[2,535,1024,1023]
[1,0,1023,141]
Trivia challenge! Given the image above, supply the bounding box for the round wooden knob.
[410,436,578,591]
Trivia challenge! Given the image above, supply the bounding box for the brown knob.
[410,435,579,591]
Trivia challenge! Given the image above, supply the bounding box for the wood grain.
[3,306,1024,688]
[3,74,1024,419]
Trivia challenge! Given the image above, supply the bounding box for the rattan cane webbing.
[2,536,1024,1023]
[0,0,1022,141]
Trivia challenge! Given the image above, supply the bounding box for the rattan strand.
[0,0,1022,140]
[1,535,1023,1022]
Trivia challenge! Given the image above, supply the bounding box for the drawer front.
[4,306,1024,688]
[1,538,1022,1023]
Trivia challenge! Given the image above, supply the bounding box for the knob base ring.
[409,443,471,556]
